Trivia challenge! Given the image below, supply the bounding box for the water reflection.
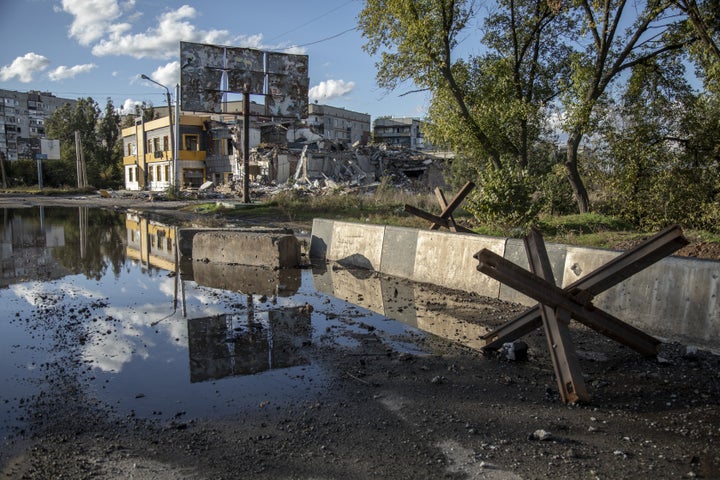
[188,307,311,383]
[0,206,491,458]
[0,207,425,453]
[311,263,491,350]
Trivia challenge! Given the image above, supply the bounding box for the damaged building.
[122,102,448,192]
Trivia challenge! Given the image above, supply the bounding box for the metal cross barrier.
[474,224,689,403]
[404,181,475,233]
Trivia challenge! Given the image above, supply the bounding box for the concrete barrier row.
[310,218,719,352]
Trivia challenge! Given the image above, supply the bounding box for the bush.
[465,163,541,230]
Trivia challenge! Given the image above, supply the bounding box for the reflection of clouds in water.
[11,280,104,307]
[89,301,179,373]
[11,282,65,307]
[9,273,247,374]
[83,330,139,373]
[84,278,238,373]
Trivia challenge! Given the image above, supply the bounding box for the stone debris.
[501,341,528,361]
[530,429,553,441]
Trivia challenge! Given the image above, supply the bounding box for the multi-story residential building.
[0,89,76,161]
[373,117,428,149]
[305,103,370,145]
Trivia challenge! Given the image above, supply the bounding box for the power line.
[273,26,359,51]
[266,1,355,43]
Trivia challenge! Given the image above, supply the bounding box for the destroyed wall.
[249,143,448,190]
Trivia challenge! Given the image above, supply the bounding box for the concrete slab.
[326,221,385,270]
[310,218,334,259]
[412,231,505,297]
[563,246,720,352]
[499,238,567,306]
[180,227,293,258]
[593,256,720,352]
[380,226,418,279]
[192,231,301,268]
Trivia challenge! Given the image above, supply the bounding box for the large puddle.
[0,207,497,451]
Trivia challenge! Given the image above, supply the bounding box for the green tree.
[94,98,123,188]
[359,0,505,168]
[45,97,100,186]
[359,0,574,225]
[45,97,123,188]
[592,57,720,230]
[674,0,720,92]
[120,101,156,128]
[559,0,692,213]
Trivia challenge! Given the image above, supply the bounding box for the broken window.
[184,135,199,151]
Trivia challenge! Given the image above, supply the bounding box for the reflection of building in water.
[125,213,176,272]
[192,261,301,296]
[312,263,490,350]
[0,208,69,287]
[187,307,311,383]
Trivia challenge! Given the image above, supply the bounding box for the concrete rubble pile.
[247,143,448,196]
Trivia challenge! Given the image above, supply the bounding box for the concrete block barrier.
[310,219,720,352]
[180,227,294,258]
[412,230,505,297]
[192,231,301,268]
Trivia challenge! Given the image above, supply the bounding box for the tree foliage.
[359,0,719,232]
[360,0,575,222]
[42,97,123,189]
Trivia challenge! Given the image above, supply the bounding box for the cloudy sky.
[0,0,430,120]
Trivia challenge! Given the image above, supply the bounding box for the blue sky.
[0,0,430,120]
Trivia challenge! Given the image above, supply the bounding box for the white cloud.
[120,98,143,114]
[150,61,180,87]
[91,5,235,59]
[309,79,355,101]
[48,63,97,81]
[62,0,123,46]
[0,52,51,82]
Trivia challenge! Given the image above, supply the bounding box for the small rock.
[530,429,552,441]
[502,341,528,361]
[683,346,699,361]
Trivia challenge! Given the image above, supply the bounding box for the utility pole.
[75,130,87,188]
[243,85,250,203]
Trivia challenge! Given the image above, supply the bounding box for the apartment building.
[373,117,428,149]
[0,89,76,161]
[306,103,370,145]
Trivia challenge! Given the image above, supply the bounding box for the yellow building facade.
[122,115,209,191]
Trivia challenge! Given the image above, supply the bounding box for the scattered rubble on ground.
[106,143,448,203]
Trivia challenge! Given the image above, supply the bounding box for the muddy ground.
[1,192,719,479]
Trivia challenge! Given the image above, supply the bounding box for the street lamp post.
[140,74,176,193]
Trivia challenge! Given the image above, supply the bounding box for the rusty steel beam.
[432,188,458,231]
[525,229,590,404]
[475,248,661,356]
[404,204,475,234]
[566,224,689,296]
[480,224,688,350]
[430,181,475,231]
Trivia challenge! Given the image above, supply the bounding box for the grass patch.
[0,186,96,196]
